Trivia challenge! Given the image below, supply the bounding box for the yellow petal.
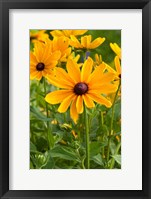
[30,52,38,65]
[105,62,116,74]
[44,51,61,65]
[47,75,73,89]
[30,71,39,80]
[89,37,105,49]
[83,94,95,108]
[87,62,106,83]
[114,56,121,74]
[110,43,121,59]
[34,42,44,62]
[72,30,88,36]
[63,30,72,37]
[55,67,75,86]
[58,93,75,113]
[66,58,81,83]
[100,72,116,83]
[76,95,83,114]
[35,72,42,80]
[70,96,79,123]
[70,35,82,48]
[81,57,93,82]
[50,30,64,37]
[89,83,118,94]
[88,92,112,108]
[45,90,73,104]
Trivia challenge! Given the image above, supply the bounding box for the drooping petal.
[81,57,93,82]
[30,71,39,80]
[110,43,121,59]
[58,93,75,113]
[83,94,95,108]
[45,90,73,104]
[70,96,79,123]
[89,37,105,49]
[114,56,121,74]
[76,95,83,114]
[35,72,42,80]
[70,35,82,48]
[88,91,112,108]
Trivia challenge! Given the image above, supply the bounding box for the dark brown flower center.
[119,74,121,78]
[36,63,45,71]
[74,82,88,95]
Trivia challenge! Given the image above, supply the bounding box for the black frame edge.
[0,0,151,198]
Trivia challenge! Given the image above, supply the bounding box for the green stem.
[84,105,90,169]
[110,142,121,169]
[44,78,54,149]
[106,80,121,162]
[100,111,105,158]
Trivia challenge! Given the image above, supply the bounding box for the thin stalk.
[106,80,121,162]
[43,78,54,149]
[100,111,105,158]
[84,105,90,169]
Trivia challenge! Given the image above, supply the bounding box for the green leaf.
[49,146,81,162]
[111,155,121,165]
[30,106,52,122]
[42,152,55,169]
[91,154,104,166]
[30,141,37,152]
[53,131,64,144]
[90,142,101,157]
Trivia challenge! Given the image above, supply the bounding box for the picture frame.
[0,0,151,198]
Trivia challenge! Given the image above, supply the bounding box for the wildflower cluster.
[30,30,121,169]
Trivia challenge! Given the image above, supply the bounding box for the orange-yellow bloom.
[45,57,117,123]
[46,37,71,62]
[30,41,61,80]
[70,35,105,50]
[110,43,121,59]
[50,30,88,38]
[30,30,49,43]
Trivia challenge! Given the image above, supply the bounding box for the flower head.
[45,57,117,123]
[30,41,61,80]
[110,43,121,59]
[70,35,105,50]
[30,30,49,43]
[50,30,88,38]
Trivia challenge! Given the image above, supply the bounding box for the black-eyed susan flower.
[110,43,121,59]
[45,57,117,123]
[46,37,71,62]
[70,35,105,50]
[30,30,49,43]
[30,41,61,80]
[50,30,88,38]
